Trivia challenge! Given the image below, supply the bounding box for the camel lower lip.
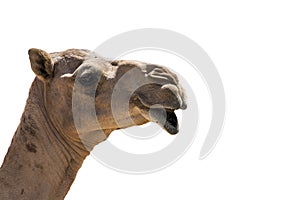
[163,110,179,134]
[149,108,179,135]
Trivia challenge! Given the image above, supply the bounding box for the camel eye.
[78,71,98,86]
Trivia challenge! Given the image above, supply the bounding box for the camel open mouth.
[134,97,179,135]
[148,107,179,135]
[156,108,179,135]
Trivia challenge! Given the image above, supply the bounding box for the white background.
[1,0,300,199]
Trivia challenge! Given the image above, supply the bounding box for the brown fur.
[0,48,186,200]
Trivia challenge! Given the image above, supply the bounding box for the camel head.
[28,48,187,149]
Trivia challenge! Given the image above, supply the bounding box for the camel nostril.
[147,67,177,84]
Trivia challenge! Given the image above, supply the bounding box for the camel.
[0,48,187,199]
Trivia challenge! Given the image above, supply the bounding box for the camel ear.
[28,48,54,81]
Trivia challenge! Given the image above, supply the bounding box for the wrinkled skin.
[0,49,186,200]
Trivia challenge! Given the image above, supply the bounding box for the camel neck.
[0,80,89,200]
